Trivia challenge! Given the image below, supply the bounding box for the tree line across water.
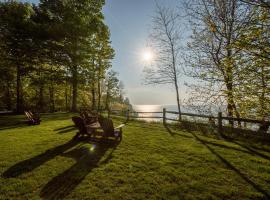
[0,0,130,113]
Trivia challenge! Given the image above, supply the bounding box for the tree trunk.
[225,69,234,124]
[38,83,44,112]
[225,80,240,127]
[259,64,266,118]
[175,81,182,121]
[91,82,96,110]
[49,83,55,113]
[71,66,78,112]
[65,79,68,111]
[5,81,12,110]
[225,40,240,126]
[105,90,110,116]
[16,65,23,113]
[97,79,101,111]
[171,43,182,121]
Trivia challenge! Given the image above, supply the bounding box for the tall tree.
[144,3,183,120]
[184,0,254,124]
[233,4,270,118]
[39,0,107,112]
[0,1,35,113]
[105,70,120,114]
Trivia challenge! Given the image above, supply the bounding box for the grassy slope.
[0,113,270,200]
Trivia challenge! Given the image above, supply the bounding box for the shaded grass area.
[0,113,270,199]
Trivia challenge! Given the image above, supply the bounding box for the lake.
[132,105,264,132]
[132,105,188,121]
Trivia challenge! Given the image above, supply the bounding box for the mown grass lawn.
[0,113,270,199]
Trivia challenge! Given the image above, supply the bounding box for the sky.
[103,0,186,105]
[24,0,187,105]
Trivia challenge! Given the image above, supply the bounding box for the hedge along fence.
[108,109,270,137]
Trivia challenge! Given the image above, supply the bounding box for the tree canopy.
[0,0,128,113]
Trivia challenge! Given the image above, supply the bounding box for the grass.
[0,113,270,199]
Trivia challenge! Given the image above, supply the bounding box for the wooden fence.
[109,108,269,135]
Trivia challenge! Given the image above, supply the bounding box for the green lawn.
[0,113,270,199]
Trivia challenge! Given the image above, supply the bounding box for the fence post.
[163,108,166,125]
[218,112,223,135]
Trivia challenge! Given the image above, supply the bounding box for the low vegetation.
[0,113,270,199]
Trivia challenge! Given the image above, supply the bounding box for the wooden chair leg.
[73,132,80,140]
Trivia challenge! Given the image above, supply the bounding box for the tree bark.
[16,64,23,113]
[105,90,110,114]
[97,79,101,111]
[91,82,96,110]
[38,83,44,112]
[65,79,68,111]
[71,66,78,112]
[171,42,182,121]
[5,81,12,110]
[49,82,55,113]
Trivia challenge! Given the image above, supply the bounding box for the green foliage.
[233,6,270,118]
[0,0,124,113]
[185,0,269,120]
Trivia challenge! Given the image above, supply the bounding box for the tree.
[233,4,270,118]
[184,0,255,124]
[105,70,120,114]
[240,0,270,8]
[39,0,107,112]
[144,3,183,120]
[0,1,36,113]
[0,0,125,114]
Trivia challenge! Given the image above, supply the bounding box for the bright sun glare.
[142,50,154,62]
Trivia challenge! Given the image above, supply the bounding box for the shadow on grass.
[230,140,270,161]
[0,115,28,131]
[2,140,80,178]
[41,113,76,121]
[191,132,270,199]
[164,124,193,138]
[54,125,77,134]
[0,123,27,131]
[40,140,119,199]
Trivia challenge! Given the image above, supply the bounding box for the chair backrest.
[80,111,88,119]
[29,110,40,119]
[99,117,114,137]
[72,116,87,134]
[25,111,33,121]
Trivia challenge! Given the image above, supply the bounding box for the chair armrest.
[115,124,125,129]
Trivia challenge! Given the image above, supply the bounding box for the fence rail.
[108,108,269,134]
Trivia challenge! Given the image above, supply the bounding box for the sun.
[142,49,154,62]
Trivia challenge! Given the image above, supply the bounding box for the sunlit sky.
[25,0,188,105]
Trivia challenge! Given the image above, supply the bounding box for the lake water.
[132,105,264,132]
[132,105,190,121]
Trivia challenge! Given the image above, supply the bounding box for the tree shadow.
[0,123,27,131]
[198,138,270,161]
[2,140,79,178]
[190,132,270,199]
[230,140,270,161]
[40,140,119,199]
[41,113,76,122]
[248,145,270,154]
[54,125,77,134]
[164,124,193,138]
[0,116,28,131]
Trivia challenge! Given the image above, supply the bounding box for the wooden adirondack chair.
[24,111,41,125]
[98,117,124,141]
[80,110,98,125]
[72,116,90,139]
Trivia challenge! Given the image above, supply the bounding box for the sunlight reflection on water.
[133,105,178,122]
